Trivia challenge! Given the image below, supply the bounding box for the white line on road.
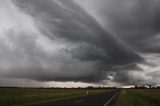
[74,99,84,103]
[103,93,118,106]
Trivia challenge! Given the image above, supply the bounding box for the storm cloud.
[88,0,160,53]
[0,0,160,86]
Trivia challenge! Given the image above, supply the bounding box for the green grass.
[0,88,110,106]
[117,89,160,106]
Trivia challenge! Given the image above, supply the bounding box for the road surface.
[33,90,119,106]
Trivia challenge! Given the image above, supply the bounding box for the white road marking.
[103,93,118,106]
[87,91,88,95]
[74,99,84,103]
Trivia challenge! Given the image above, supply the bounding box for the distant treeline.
[0,86,160,89]
[0,86,117,89]
[134,85,160,89]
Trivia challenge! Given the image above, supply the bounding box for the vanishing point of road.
[33,90,120,106]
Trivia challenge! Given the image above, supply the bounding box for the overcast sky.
[0,0,160,87]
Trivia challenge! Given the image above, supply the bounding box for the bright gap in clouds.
[0,1,36,33]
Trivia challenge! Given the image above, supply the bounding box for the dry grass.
[117,89,160,106]
[0,88,110,106]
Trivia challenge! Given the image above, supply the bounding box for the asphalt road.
[33,90,120,106]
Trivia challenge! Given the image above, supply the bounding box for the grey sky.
[0,0,160,87]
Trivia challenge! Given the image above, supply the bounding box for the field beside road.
[33,90,119,106]
[117,89,160,106]
[0,88,111,106]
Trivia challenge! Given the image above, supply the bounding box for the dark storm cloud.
[96,0,160,53]
[13,0,142,63]
[2,0,160,85]
[90,0,160,84]
[10,0,145,83]
[0,28,102,82]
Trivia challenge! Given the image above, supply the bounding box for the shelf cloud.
[0,0,160,87]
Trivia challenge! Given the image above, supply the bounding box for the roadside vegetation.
[0,88,111,106]
[117,89,160,106]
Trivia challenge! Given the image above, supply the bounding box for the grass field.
[0,88,110,106]
[117,89,160,106]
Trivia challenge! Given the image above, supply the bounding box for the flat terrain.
[0,88,114,106]
[117,89,160,106]
[33,90,119,106]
